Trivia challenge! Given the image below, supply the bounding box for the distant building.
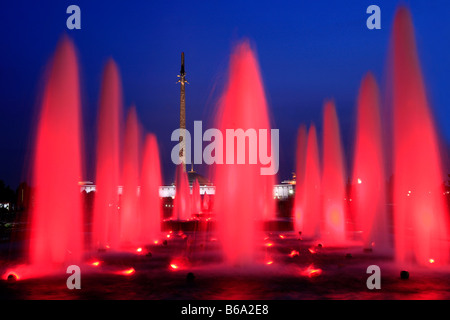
[79,177,295,200]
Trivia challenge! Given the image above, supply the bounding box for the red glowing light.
[279,235,285,239]
[167,234,171,239]
[308,248,316,254]
[91,261,101,267]
[6,272,20,281]
[302,265,322,278]
[115,268,135,276]
[308,268,322,278]
[154,240,159,245]
[265,243,273,247]
[289,250,300,258]
[266,260,273,265]
[120,268,135,276]
[429,259,435,264]
[170,264,179,270]
[136,247,143,253]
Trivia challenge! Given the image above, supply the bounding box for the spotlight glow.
[289,250,300,258]
[302,265,322,278]
[117,268,135,276]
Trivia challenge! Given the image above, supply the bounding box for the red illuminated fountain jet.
[293,125,307,234]
[92,59,123,251]
[139,133,163,244]
[29,36,84,272]
[174,164,191,221]
[213,40,276,266]
[353,73,390,252]
[301,125,322,239]
[322,101,346,243]
[391,7,450,266]
[120,106,141,246]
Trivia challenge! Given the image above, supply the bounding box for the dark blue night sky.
[0,0,449,188]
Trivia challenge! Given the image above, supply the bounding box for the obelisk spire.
[177,52,188,170]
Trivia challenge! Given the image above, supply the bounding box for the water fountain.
[301,125,321,239]
[352,72,390,252]
[391,7,450,266]
[2,5,450,301]
[92,59,123,251]
[293,125,307,234]
[174,164,191,221]
[139,133,163,244]
[29,36,84,269]
[120,106,141,246]
[192,178,201,215]
[213,41,276,266]
[322,101,346,243]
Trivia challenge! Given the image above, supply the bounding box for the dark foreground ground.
[1,229,450,300]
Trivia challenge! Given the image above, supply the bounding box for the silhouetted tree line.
[0,180,17,213]
[0,180,15,203]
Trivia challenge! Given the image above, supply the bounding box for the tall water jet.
[353,73,389,251]
[202,193,212,212]
[214,41,276,265]
[92,59,122,250]
[293,125,308,234]
[391,7,449,265]
[302,125,322,238]
[29,36,83,267]
[192,178,201,215]
[120,106,141,245]
[139,134,163,244]
[174,164,191,220]
[322,101,346,243]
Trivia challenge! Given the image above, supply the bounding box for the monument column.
[177,52,188,170]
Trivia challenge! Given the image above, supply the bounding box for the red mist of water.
[174,164,191,220]
[92,59,122,250]
[302,125,322,238]
[29,36,83,268]
[392,7,450,266]
[192,178,201,215]
[322,101,346,243]
[353,73,390,251]
[120,106,141,245]
[293,125,308,234]
[214,41,276,265]
[139,134,163,244]
[202,193,212,212]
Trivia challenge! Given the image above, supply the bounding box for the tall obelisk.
[177,52,188,170]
